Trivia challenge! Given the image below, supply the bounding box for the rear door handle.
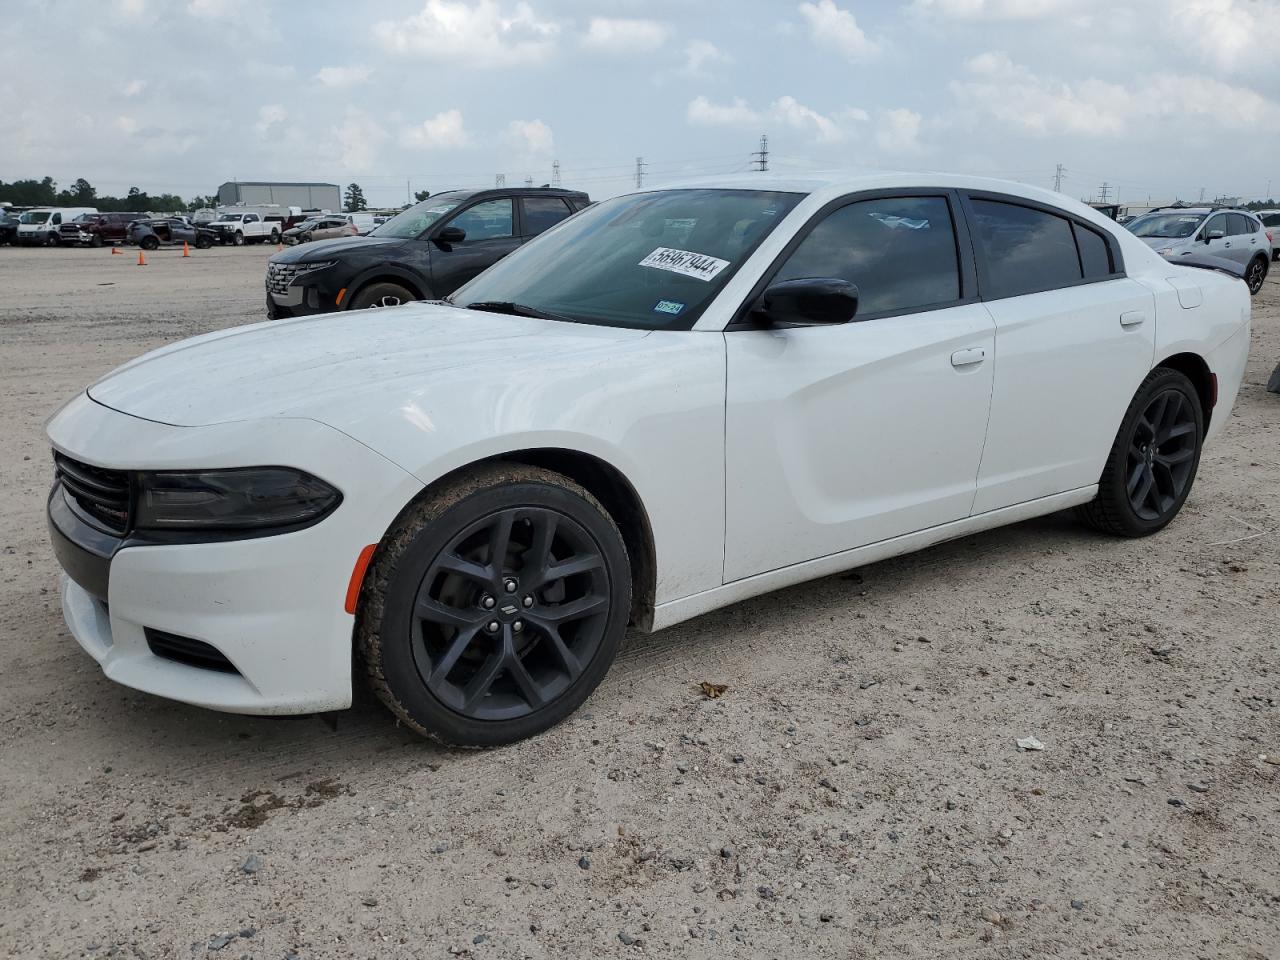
[950,347,986,368]
[1120,310,1146,327]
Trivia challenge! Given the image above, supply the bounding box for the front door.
[430,198,522,296]
[723,193,995,582]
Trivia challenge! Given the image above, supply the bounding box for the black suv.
[264,187,589,318]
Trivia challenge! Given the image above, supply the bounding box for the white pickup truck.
[206,210,283,246]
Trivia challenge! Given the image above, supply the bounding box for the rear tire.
[348,281,416,310]
[1246,255,1268,295]
[140,236,159,251]
[1076,367,1203,537]
[356,464,631,746]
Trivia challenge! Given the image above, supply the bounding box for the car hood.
[1137,236,1188,251]
[271,235,393,262]
[87,302,649,428]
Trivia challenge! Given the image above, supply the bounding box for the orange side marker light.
[335,287,347,307]
[345,544,378,614]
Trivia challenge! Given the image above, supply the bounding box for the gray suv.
[1126,206,1270,294]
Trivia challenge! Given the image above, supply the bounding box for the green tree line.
[0,176,215,213]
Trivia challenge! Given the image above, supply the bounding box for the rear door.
[429,198,520,295]
[1227,212,1261,265]
[964,193,1156,513]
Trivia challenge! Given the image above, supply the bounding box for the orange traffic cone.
[137,250,147,266]
[182,241,191,257]
[111,246,122,255]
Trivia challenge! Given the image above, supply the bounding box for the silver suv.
[1126,206,1270,294]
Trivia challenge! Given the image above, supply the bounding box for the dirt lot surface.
[1,245,1277,959]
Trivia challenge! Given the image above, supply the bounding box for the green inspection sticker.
[653,300,685,315]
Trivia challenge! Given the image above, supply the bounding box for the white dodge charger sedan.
[46,174,1250,745]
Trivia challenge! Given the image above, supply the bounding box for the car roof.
[435,187,591,202]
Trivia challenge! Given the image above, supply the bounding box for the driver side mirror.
[1206,229,1223,242]
[435,225,466,246]
[753,278,859,327]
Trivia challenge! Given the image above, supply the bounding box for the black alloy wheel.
[1077,367,1203,537]
[1246,256,1267,295]
[357,464,631,746]
[349,282,415,310]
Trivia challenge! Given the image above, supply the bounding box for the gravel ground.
[1,245,1277,959]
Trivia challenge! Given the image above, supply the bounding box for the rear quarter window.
[1074,223,1113,278]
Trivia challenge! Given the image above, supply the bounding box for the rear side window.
[969,199,1081,298]
[522,197,572,236]
[1227,213,1255,235]
[773,196,961,317]
[1074,223,1112,278]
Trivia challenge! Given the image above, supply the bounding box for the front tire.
[232,231,245,247]
[357,464,631,747]
[1076,367,1203,537]
[348,281,416,310]
[89,234,103,248]
[1246,255,1268,295]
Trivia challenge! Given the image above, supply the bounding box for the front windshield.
[1127,213,1204,239]
[20,211,50,224]
[221,213,244,222]
[450,189,804,330]
[370,194,464,239]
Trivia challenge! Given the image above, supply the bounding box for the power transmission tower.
[524,175,533,187]
[495,174,506,187]
[1053,163,1066,192]
[1098,182,1111,203]
[551,160,561,188]
[753,134,769,172]
[635,157,646,189]
[1198,187,1205,203]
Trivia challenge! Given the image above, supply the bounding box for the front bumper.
[46,393,424,715]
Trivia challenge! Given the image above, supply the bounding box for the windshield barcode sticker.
[638,247,730,282]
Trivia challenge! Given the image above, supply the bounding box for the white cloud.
[875,108,923,153]
[334,109,387,172]
[772,95,844,144]
[798,0,878,60]
[581,18,668,52]
[687,95,762,127]
[1164,0,1280,72]
[254,103,288,135]
[115,0,146,15]
[687,95,849,143]
[373,0,559,67]
[114,115,139,135]
[314,64,371,88]
[952,51,1280,136]
[187,0,245,18]
[506,118,554,157]
[121,79,146,97]
[402,109,472,149]
[682,40,729,75]
[912,0,1073,19]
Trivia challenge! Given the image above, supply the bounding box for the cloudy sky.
[3,0,1279,207]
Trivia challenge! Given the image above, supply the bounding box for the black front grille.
[54,453,131,535]
[145,629,240,674]
[265,262,301,296]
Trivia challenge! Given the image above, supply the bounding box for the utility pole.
[1098,182,1111,203]
[495,174,506,187]
[551,160,561,188]
[753,133,769,172]
[635,157,646,189]
[1053,163,1066,192]
[524,175,533,187]
[1198,187,1205,203]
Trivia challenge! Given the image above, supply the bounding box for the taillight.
[1267,230,1274,243]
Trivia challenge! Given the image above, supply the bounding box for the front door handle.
[1120,310,1146,327]
[950,347,986,368]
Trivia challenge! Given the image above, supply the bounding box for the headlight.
[294,260,336,273]
[135,468,341,531]
[1156,247,1174,256]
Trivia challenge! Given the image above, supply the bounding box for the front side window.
[450,188,803,330]
[773,196,961,316]
[969,199,1081,298]
[448,199,513,242]
[522,197,572,236]
[370,194,463,239]
[1203,214,1228,238]
[51,213,61,225]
